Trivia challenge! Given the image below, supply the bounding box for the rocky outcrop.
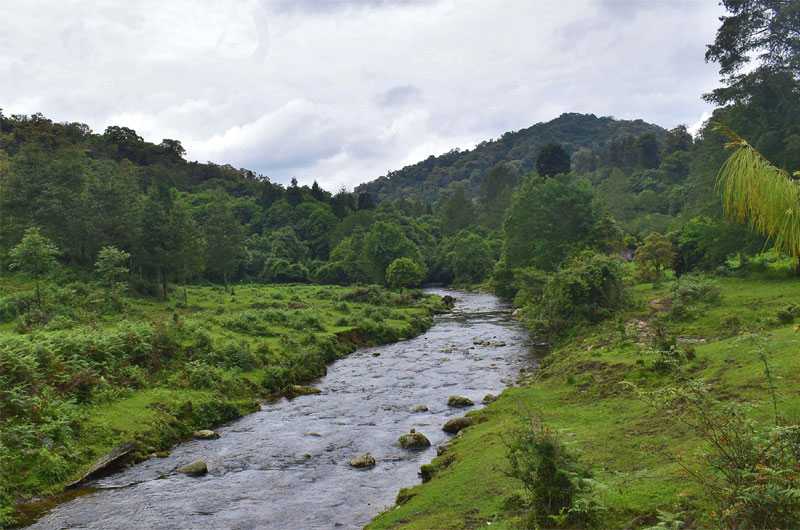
[66,441,139,488]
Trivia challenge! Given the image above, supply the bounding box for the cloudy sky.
[2,0,725,190]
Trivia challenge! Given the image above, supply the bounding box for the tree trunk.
[161,269,168,300]
[35,275,41,306]
[183,281,187,304]
[223,271,228,292]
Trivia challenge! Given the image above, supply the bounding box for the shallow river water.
[25,289,538,530]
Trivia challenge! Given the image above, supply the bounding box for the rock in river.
[348,453,376,468]
[397,432,431,449]
[193,429,220,439]
[447,395,474,407]
[411,404,429,413]
[481,394,498,404]
[442,416,472,434]
[177,460,208,475]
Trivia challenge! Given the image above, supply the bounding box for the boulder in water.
[411,404,429,413]
[397,432,431,449]
[193,429,220,439]
[348,453,376,467]
[481,394,498,404]
[442,416,472,434]
[177,460,208,475]
[447,395,474,407]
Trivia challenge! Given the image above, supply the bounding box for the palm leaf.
[714,123,800,262]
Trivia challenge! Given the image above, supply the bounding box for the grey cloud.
[267,0,436,15]
[377,85,423,107]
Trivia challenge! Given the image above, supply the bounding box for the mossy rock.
[177,460,208,475]
[442,416,472,434]
[447,395,474,407]
[411,404,429,413]
[396,487,417,505]
[348,453,376,468]
[397,432,431,449]
[292,385,322,395]
[193,429,220,439]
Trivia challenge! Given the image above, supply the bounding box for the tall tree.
[9,227,59,305]
[205,193,246,291]
[705,0,800,105]
[166,200,206,303]
[437,185,477,236]
[535,143,571,177]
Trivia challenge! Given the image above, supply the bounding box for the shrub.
[642,382,800,529]
[669,274,721,320]
[505,414,604,528]
[532,253,625,336]
[385,257,425,289]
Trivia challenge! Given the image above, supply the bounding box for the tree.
[362,221,423,283]
[662,124,693,156]
[535,143,570,177]
[502,173,600,271]
[205,194,246,291]
[705,0,800,105]
[9,227,59,305]
[634,232,674,282]
[714,124,800,262]
[386,257,424,289]
[452,233,493,283]
[95,245,130,295]
[437,184,476,235]
[166,200,206,303]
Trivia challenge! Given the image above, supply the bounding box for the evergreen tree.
[9,227,59,305]
[95,245,130,295]
[166,200,206,303]
[535,143,571,177]
[205,193,246,291]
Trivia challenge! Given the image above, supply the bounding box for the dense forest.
[2,0,800,527]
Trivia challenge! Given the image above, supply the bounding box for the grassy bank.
[368,274,800,529]
[0,278,445,526]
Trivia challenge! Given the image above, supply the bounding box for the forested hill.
[354,112,664,203]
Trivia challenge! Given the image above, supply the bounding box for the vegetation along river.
[25,289,539,529]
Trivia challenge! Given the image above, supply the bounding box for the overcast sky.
[2,0,725,191]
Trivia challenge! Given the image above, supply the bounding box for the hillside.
[354,113,664,204]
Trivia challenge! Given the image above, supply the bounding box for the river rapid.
[25,289,538,530]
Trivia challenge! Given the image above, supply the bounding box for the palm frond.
[714,123,800,261]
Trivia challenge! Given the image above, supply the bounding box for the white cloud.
[1,0,726,190]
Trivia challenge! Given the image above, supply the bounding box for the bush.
[505,414,604,528]
[532,253,625,336]
[642,383,800,529]
[669,274,721,320]
[386,257,425,289]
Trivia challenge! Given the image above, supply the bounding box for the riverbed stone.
[177,460,208,474]
[411,404,428,413]
[397,432,431,449]
[482,394,498,404]
[447,395,474,407]
[292,385,322,395]
[442,416,472,434]
[193,429,220,439]
[348,453,376,467]
[437,441,454,456]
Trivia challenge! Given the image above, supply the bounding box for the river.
[24,289,538,529]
